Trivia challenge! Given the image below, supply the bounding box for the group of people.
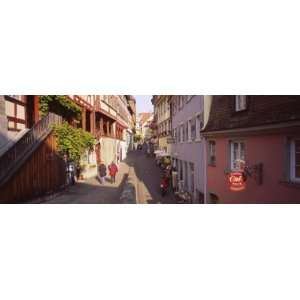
[97,161,119,184]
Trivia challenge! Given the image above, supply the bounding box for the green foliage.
[53,122,96,163]
[39,95,81,120]
[134,134,142,143]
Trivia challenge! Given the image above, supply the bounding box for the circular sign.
[228,172,246,191]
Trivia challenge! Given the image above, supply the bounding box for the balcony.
[167,137,175,144]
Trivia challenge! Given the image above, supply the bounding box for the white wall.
[101,137,117,166]
[171,96,206,202]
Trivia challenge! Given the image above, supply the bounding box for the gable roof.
[202,96,300,133]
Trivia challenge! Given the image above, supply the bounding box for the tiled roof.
[138,112,152,125]
[202,96,300,132]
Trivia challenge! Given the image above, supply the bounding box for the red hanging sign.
[228,172,246,191]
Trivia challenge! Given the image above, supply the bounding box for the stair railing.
[0,112,62,186]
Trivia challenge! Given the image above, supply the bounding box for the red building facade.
[202,96,300,203]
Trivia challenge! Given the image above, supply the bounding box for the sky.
[134,95,153,113]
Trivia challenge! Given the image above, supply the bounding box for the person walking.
[98,162,107,184]
[108,161,118,184]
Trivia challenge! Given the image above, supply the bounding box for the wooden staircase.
[0,113,65,203]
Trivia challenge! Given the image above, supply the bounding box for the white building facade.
[170,95,206,203]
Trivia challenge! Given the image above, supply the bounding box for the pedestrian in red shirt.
[108,161,118,184]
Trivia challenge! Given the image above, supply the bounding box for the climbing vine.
[39,95,81,121]
[53,122,96,163]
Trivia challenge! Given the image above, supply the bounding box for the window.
[184,161,188,190]
[178,125,183,143]
[5,97,27,131]
[235,96,247,111]
[230,141,245,171]
[208,141,216,166]
[190,118,196,141]
[7,95,23,101]
[196,113,204,140]
[291,139,300,182]
[185,122,188,142]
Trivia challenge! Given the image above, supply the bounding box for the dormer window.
[235,96,247,112]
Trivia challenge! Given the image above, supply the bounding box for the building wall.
[142,115,154,141]
[155,96,171,151]
[156,96,170,124]
[126,129,134,152]
[159,136,168,153]
[171,96,206,202]
[100,137,117,166]
[118,140,127,162]
[207,133,300,203]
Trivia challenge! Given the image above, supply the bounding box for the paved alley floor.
[125,150,177,204]
[42,161,130,204]
[38,150,177,204]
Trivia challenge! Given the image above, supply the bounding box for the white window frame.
[230,141,246,171]
[291,139,300,182]
[188,119,192,142]
[235,96,247,112]
[195,113,204,141]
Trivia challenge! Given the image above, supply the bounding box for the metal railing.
[0,112,62,186]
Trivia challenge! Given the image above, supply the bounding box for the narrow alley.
[39,149,176,204]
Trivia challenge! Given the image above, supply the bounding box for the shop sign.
[228,172,246,191]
